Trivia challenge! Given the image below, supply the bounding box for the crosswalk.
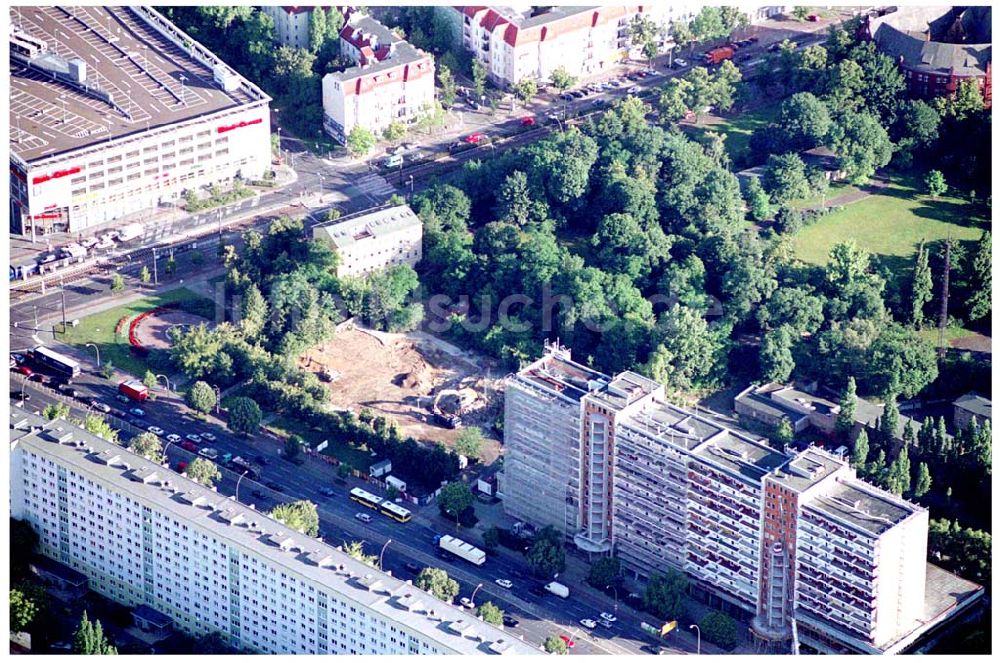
[353,173,398,201]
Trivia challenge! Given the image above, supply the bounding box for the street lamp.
[20,375,29,406]
[155,374,171,391]
[689,624,701,655]
[235,470,249,502]
[378,539,392,571]
[607,585,619,615]
[212,384,221,414]
[407,175,414,201]
[152,248,158,285]
[469,582,484,609]
[85,343,100,370]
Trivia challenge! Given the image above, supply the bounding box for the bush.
[773,205,803,234]
[699,611,739,650]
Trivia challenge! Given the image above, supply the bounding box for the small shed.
[131,604,174,638]
[369,459,392,478]
[953,392,992,430]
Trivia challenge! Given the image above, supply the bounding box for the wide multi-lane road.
[12,372,689,655]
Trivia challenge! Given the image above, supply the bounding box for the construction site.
[299,326,505,463]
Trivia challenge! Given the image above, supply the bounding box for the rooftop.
[692,429,789,483]
[10,408,537,656]
[954,392,991,419]
[312,204,421,249]
[770,447,847,493]
[623,397,729,452]
[330,14,430,82]
[735,388,810,424]
[806,478,919,536]
[514,347,612,403]
[9,6,268,165]
[867,6,992,77]
[584,370,660,411]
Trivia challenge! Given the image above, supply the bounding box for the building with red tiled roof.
[322,14,435,144]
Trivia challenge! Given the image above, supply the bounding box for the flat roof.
[623,398,728,452]
[514,352,611,403]
[692,429,789,482]
[11,408,537,655]
[806,479,918,536]
[584,371,660,411]
[10,6,268,164]
[736,390,809,423]
[771,385,838,417]
[771,447,846,493]
[313,204,421,249]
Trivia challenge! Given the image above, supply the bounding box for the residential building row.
[322,12,436,144]
[9,6,271,238]
[312,203,423,278]
[9,408,537,655]
[501,343,983,655]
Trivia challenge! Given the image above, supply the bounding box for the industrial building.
[9,6,272,238]
[9,408,536,655]
[502,345,983,654]
[311,203,422,278]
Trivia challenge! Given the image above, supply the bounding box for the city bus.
[29,345,81,379]
[349,487,383,510]
[378,500,412,523]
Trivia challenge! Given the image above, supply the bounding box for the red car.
[807,14,819,22]
[463,132,486,144]
[520,116,536,127]
[176,461,188,473]
[181,441,198,452]
[559,635,575,649]
[14,365,33,377]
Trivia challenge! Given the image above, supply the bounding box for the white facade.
[9,409,536,655]
[322,15,435,144]
[261,6,314,49]
[312,204,422,278]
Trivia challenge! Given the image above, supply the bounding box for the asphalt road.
[11,370,690,656]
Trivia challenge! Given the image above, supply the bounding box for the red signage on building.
[31,166,82,185]
[217,117,263,134]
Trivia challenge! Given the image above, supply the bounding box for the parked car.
[520,116,536,127]
[627,85,641,94]
[201,432,216,442]
[14,365,33,377]
[10,353,25,365]
[592,98,607,107]
[600,612,617,623]
[808,14,820,22]
[129,407,145,417]
[319,487,336,497]
[180,441,198,452]
[115,394,130,404]
[502,615,520,628]
[166,433,181,443]
[57,384,79,398]
[580,618,597,629]
[90,401,111,413]
[598,618,615,629]
[463,132,487,144]
[459,597,474,609]
[147,426,164,436]
[560,93,574,101]
[185,434,202,444]
[559,635,575,649]
[11,391,30,401]
[265,481,282,491]
[495,578,513,589]
[355,512,372,523]
[673,58,688,68]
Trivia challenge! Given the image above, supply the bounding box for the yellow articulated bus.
[379,500,412,523]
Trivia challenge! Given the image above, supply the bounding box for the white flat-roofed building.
[9,6,271,238]
[9,408,538,655]
[322,14,435,144]
[312,204,422,278]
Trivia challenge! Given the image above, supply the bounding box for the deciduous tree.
[643,570,688,621]
[186,457,221,488]
[186,381,217,415]
[416,567,460,603]
[128,433,165,464]
[346,126,377,157]
[476,601,504,626]
[527,526,566,577]
[924,169,947,198]
[228,396,262,435]
[438,482,474,522]
[454,427,484,460]
[269,500,319,536]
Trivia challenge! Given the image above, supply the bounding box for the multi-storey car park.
[502,344,984,655]
[9,408,538,655]
[8,6,271,239]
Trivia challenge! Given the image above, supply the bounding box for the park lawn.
[54,287,214,379]
[266,414,372,470]
[916,326,977,346]
[786,181,861,210]
[682,101,782,165]
[791,175,988,266]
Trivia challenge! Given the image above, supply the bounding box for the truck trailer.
[544,581,570,598]
[438,535,486,566]
[703,46,734,65]
[118,380,149,401]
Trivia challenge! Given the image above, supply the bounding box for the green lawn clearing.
[916,326,978,346]
[267,414,373,470]
[54,287,214,379]
[682,101,781,166]
[791,175,988,267]
[786,181,861,210]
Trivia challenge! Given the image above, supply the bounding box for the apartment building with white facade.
[503,345,981,654]
[312,204,422,278]
[260,6,315,49]
[322,14,435,144]
[9,408,537,655]
[9,6,271,238]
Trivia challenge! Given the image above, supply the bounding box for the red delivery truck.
[118,379,149,401]
[703,46,734,65]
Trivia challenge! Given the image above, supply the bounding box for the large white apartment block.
[502,345,982,655]
[312,204,422,278]
[261,6,315,49]
[9,6,271,238]
[9,409,537,655]
[322,14,435,144]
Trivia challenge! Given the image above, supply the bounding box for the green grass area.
[682,101,781,166]
[916,326,978,346]
[786,181,861,210]
[54,287,215,379]
[791,175,988,267]
[266,414,372,470]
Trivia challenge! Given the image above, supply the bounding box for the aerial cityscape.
[7,3,991,657]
